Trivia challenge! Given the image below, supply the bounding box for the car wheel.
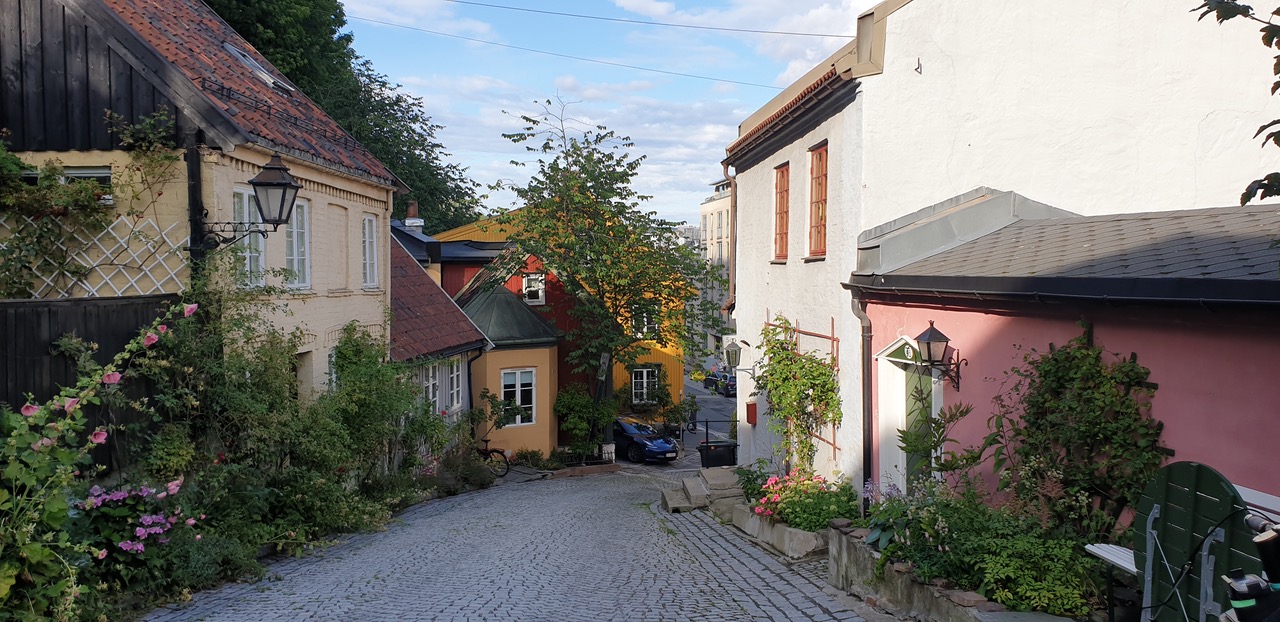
[627,443,643,463]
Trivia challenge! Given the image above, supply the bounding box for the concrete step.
[683,477,710,507]
[701,466,740,492]
[661,488,694,513]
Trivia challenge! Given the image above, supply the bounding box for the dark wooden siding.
[0,0,179,152]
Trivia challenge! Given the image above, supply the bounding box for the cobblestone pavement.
[145,467,864,622]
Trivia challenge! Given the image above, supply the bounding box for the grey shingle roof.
[850,204,1280,304]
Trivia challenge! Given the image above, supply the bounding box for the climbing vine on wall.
[0,111,180,298]
[752,315,842,469]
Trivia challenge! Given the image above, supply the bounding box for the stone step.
[701,466,740,491]
[661,488,694,513]
[683,477,710,507]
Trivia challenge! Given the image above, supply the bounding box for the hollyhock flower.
[96,549,107,560]
[90,430,108,444]
[20,404,37,417]
[183,303,198,317]
[101,371,122,385]
[62,398,79,412]
[143,333,159,348]
[157,325,168,334]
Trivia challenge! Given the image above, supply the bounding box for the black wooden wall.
[0,0,179,152]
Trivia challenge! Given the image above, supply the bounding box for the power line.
[346,15,785,90]
[442,0,854,38]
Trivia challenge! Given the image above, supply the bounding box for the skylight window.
[222,42,295,94]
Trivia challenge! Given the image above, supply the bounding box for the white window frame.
[233,188,265,287]
[523,273,546,306]
[285,198,311,288]
[447,358,463,411]
[361,214,378,288]
[632,367,659,404]
[501,368,535,426]
[418,363,441,413]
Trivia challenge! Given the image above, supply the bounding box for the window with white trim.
[447,358,463,410]
[418,363,441,413]
[233,188,265,287]
[361,214,378,288]
[632,367,659,404]
[501,368,535,425]
[285,199,310,288]
[523,273,545,305]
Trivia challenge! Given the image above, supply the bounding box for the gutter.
[185,129,206,264]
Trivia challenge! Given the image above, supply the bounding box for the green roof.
[461,286,561,348]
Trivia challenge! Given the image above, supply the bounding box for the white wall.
[860,0,1280,228]
[734,97,866,479]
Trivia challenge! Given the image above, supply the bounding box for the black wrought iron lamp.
[914,320,967,390]
[202,153,301,248]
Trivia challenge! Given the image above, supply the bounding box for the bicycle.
[477,437,510,477]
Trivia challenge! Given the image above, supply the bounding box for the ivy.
[752,315,841,469]
[976,328,1164,543]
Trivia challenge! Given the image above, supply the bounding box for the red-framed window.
[809,144,828,256]
[774,163,789,260]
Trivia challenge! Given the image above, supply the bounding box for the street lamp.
[201,153,301,248]
[913,320,966,390]
[724,340,742,369]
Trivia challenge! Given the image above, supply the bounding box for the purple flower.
[135,527,147,538]
[88,485,103,496]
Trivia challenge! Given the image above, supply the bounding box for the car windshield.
[623,421,660,435]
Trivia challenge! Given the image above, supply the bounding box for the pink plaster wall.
[866,301,1278,498]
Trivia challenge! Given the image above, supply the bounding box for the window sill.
[770,259,787,265]
[286,287,315,296]
[802,255,826,263]
[327,288,353,297]
[360,286,384,294]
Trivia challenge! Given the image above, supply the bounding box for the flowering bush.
[751,470,859,532]
[0,302,195,620]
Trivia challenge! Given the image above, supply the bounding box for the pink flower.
[143,333,159,348]
[764,509,773,516]
[63,398,80,413]
[185,518,196,526]
[90,430,108,445]
[166,476,183,495]
[183,303,198,317]
[157,325,168,334]
[195,534,202,541]
[771,494,781,503]
[20,404,37,417]
[101,371,122,385]
[155,491,167,499]
[199,514,206,520]
[96,549,107,560]
[754,506,764,515]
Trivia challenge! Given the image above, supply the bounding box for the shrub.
[734,458,774,502]
[750,470,859,532]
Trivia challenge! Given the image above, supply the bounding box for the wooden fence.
[1,294,179,470]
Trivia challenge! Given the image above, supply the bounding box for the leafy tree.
[1194,1,1280,203]
[493,99,725,390]
[206,0,482,231]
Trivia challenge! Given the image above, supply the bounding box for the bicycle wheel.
[483,449,510,477]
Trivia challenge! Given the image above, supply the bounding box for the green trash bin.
[696,440,738,468]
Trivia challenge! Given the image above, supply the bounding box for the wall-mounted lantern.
[913,320,966,390]
[202,153,301,248]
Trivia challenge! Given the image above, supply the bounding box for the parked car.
[614,416,679,463]
[703,371,736,397]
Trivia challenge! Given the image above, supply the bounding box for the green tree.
[1194,1,1280,203]
[206,0,482,232]
[493,99,725,388]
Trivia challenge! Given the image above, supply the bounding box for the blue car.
[614,417,679,463]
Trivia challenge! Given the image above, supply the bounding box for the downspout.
[465,345,488,411]
[844,282,874,494]
[185,129,206,266]
[720,161,737,317]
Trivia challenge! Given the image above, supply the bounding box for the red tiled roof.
[102,0,397,185]
[390,239,488,362]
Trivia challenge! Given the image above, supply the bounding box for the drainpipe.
[185,130,206,266]
[844,282,874,495]
[720,161,737,317]
[465,346,487,411]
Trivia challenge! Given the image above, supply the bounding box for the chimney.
[404,200,424,233]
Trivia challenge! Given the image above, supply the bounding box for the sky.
[338,0,876,227]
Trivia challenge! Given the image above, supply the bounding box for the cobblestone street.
[145,464,865,622]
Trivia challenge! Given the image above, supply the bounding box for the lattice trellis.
[0,215,189,298]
